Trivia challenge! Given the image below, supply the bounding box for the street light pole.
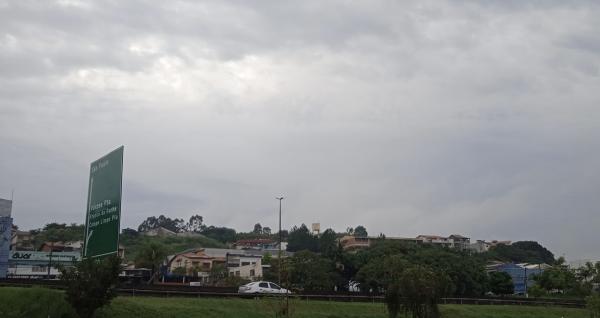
[276,197,284,286]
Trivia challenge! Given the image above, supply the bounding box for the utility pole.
[276,197,284,286]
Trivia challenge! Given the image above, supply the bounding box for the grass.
[0,286,590,318]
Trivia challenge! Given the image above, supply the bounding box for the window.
[250,269,255,277]
[241,262,250,266]
[32,266,46,272]
[269,283,281,290]
[235,271,240,276]
[259,282,269,288]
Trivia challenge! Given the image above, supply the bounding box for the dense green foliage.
[485,241,555,264]
[0,287,591,318]
[134,241,168,275]
[488,271,514,295]
[0,287,77,318]
[287,224,319,252]
[353,240,488,297]
[59,255,123,318]
[30,223,85,248]
[120,231,226,262]
[587,294,600,318]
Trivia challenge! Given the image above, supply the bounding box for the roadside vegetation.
[0,287,591,318]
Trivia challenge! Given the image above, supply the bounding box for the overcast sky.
[1,1,599,260]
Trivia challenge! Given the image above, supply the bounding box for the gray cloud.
[1,0,599,260]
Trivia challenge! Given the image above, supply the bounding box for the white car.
[238,281,291,294]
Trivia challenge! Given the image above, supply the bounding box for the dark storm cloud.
[1,0,599,260]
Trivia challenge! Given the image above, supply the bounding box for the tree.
[489,271,514,295]
[286,224,318,252]
[534,263,578,293]
[354,225,368,237]
[172,267,186,275]
[201,226,237,243]
[32,223,85,248]
[319,228,338,259]
[390,266,449,318]
[586,293,600,318]
[137,215,185,233]
[134,242,168,277]
[185,214,204,232]
[209,264,228,285]
[290,250,337,291]
[486,241,555,264]
[253,223,263,234]
[59,255,122,318]
[263,227,272,235]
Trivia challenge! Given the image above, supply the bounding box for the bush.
[0,287,77,318]
[587,293,600,318]
[528,284,546,298]
[59,255,123,318]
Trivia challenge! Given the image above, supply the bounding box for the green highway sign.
[83,146,124,258]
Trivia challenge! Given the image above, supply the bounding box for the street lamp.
[276,196,284,286]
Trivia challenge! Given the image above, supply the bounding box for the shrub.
[587,293,600,318]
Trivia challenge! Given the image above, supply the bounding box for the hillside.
[119,232,227,262]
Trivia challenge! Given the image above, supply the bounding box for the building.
[416,235,456,248]
[339,235,423,252]
[166,248,264,284]
[487,262,548,295]
[226,252,262,279]
[8,250,80,278]
[448,234,471,250]
[234,239,276,250]
[10,226,34,251]
[0,198,13,278]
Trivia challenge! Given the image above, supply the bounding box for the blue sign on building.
[0,216,13,278]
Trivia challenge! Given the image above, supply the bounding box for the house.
[166,248,266,284]
[469,240,492,253]
[416,235,455,248]
[234,239,276,250]
[448,234,471,250]
[10,227,34,251]
[226,252,262,279]
[38,241,125,258]
[339,235,422,252]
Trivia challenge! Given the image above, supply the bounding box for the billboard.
[0,216,12,278]
[0,199,12,217]
[83,146,124,259]
[10,251,81,263]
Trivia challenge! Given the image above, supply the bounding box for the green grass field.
[0,287,589,318]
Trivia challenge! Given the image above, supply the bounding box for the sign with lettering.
[10,251,81,263]
[83,146,124,258]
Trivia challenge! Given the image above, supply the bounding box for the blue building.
[489,263,546,295]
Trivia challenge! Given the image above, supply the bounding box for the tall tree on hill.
[137,215,185,233]
[263,227,272,235]
[319,228,338,259]
[487,241,555,264]
[253,223,263,234]
[354,225,368,237]
[185,214,205,232]
[287,224,318,252]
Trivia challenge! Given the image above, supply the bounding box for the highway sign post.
[83,146,124,259]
